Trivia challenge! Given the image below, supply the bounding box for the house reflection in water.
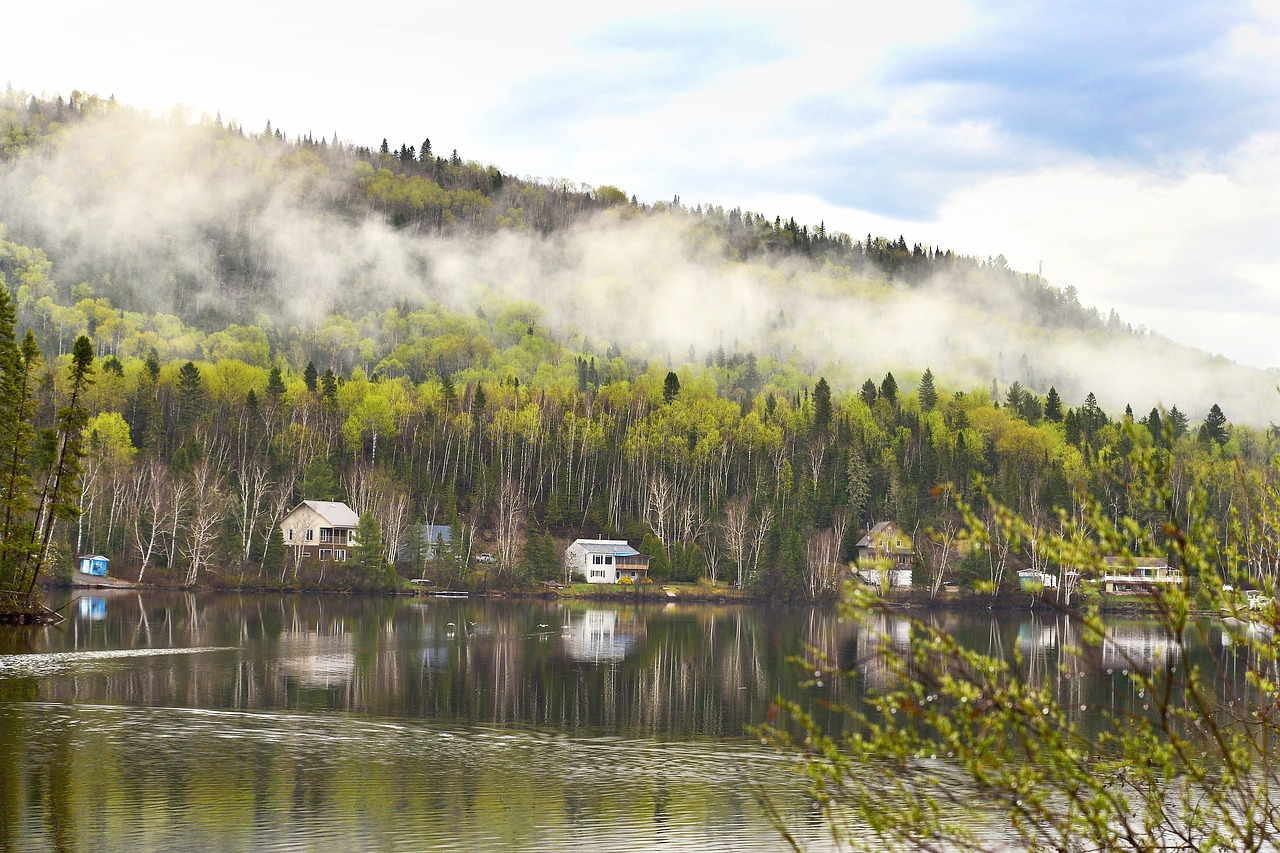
[1100,622,1181,673]
[562,609,646,663]
[277,630,355,688]
[852,613,913,690]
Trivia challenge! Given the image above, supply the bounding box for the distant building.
[282,500,359,562]
[855,522,913,568]
[1101,557,1182,594]
[420,524,453,559]
[564,539,650,584]
[77,555,109,577]
[854,521,913,589]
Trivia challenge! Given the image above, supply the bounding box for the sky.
[7,0,1280,368]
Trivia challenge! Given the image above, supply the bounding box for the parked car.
[475,553,497,564]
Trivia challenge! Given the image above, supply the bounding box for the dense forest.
[0,88,1276,601]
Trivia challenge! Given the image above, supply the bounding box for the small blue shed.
[78,554,109,577]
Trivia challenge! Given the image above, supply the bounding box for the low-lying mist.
[1,107,1275,425]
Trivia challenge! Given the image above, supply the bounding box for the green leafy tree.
[760,431,1280,851]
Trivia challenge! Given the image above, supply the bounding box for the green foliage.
[759,431,1280,851]
[517,531,559,583]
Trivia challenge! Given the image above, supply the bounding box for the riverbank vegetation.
[0,90,1277,617]
[760,434,1280,851]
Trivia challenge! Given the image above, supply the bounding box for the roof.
[571,538,641,557]
[855,521,900,548]
[421,525,453,543]
[297,500,359,528]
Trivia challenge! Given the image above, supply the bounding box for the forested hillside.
[0,88,1276,598]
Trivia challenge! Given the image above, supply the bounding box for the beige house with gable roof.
[282,500,360,561]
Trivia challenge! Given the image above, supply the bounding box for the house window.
[592,554,603,565]
[319,549,332,561]
[334,550,346,562]
[306,529,314,542]
[604,555,613,565]
[320,528,334,543]
[287,529,293,542]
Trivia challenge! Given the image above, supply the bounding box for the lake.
[0,591,1254,851]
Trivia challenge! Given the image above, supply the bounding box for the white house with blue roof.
[564,539,650,584]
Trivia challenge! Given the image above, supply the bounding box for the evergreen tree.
[266,366,286,399]
[1004,381,1026,416]
[303,361,318,394]
[1143,407,1164,442]
[917,369,938,412]
[518,531,560,583]
[1167,406,1190,440]
[0,297,38,595]
[663,371,681,404]
[879,372,898,405]
[1199,404,1229,446]
[321,368,338,404]
[301,458,337,501]
[859,379,877,406]
[25,336,93,597]
[177,361,204,428]
[352,513,395,587]
[813,377,832,432]
[1044,387,1063,422]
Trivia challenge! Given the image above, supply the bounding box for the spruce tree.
[917,369,937,412]
[813,377,832,432]
[879,372,898,405]
[24,336,93,597]
[1199,404,1229,446]
[663,371,681,404]
[303,361,318,394]
[1044,387,1063,422]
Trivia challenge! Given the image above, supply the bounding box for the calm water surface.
[0,591,1254,851]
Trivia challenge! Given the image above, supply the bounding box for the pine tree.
[859,379,877,406]
[321,368,338,404]
[177,361,204,429]
[0,296,38,595]
[1044,387,1063,422]
[879,372,898,405]
[917,369,938,412]
[266,366,286,400]
[663,371,681,404]
[1143,407,1164,442]
[813,377,832,432]
[24,336,93,597]
[1167,406,1189,440]
[1199,404,1229,446]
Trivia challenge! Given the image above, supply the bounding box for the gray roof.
[573,539,641,557]
[421,525,453,544]
[301,500,359,528]
[856,521,899,548]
